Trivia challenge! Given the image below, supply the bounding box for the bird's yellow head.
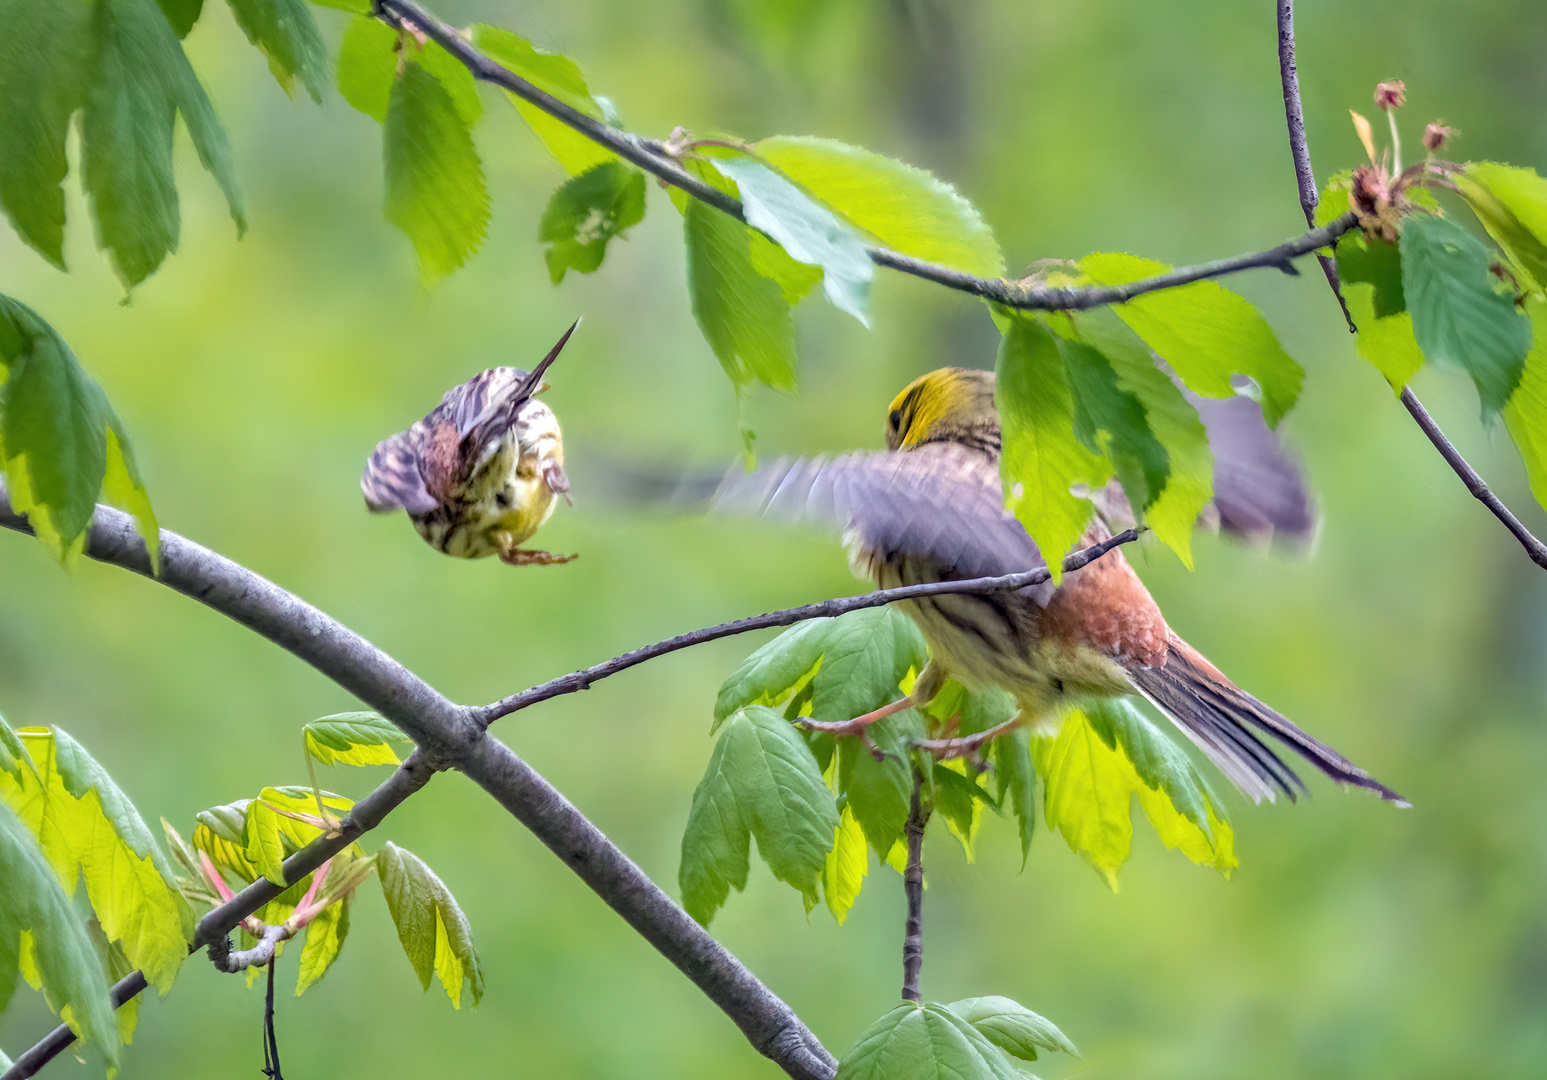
[885,367,1000,454]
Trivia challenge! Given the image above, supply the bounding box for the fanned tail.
[1128,633,1408,806]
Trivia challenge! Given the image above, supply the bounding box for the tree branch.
[376,0,1354,312]
[0,490,835,1080]
[477,528,1142,726]
[1272,0,1547,570]
[900,771,927,1003]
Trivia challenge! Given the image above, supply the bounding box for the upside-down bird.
[715,366,1405,806]
[362,319,580,566]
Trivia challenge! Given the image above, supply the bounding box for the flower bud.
[1422,122,1454,152]
[1374,80,1406,111]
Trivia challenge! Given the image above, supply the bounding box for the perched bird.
[362,320,579,566]
[715,366,1405,806]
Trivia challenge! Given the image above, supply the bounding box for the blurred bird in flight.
[716,366,1406,806]
[362,319,580,566]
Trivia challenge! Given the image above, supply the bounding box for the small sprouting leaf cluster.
[679,610,1237,929]
[836,997,1077,1080]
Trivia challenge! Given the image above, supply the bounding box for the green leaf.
[376,842,483,1009]
[157,0,204,36]
[1032,710,1134,890]
[192,799,258,883]
[1337,232,1406,317]
[684,183,799,392]
[1057,333,1170,522]
[335,14,396,122]
[295,892,349,996]
[1079,253,1304,427]
[243,799,287,887]
[756,137,1003,277]
[472,24,616,176]
[82,0,246,288]
[821,804,868,924]
[303,712,406,768]
[749,231,824,305]
[1315,171,1353,228]
[309,0,366,11]
[1400,212,1532,415]
[712,156,873,326]
[0,714,35,778]
[1504,299,1547,516]
[995,313,1109,581]
[921,679,1016,736]
[0,801,118,1064]
[932,760,987,858]
[539,162,646,284]
[679,706,838,925]
[838,708,924,856]
[0,728,191,993]
[224,0,326,101]
[384,60,490,285]
[1065,308,1213,568]
[945,995,1078,1061]
[1456,162,1547,291]
[992,729,1036,867]
[834,1000,1022,1080]
[1344,283,1425,393]
[0,295,159,566]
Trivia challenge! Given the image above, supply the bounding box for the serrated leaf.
[0,715,34,778]
[472,24,616,176]
[224,0,327,102]
[1057,332,1170,524]
[295,891,350,996]
[821,804,868,924]
[1079,253,1304,427]
[1032,711,1134,889]
[377,842,483,1008]
[1456,162,1547,291]
[336,14,396,122]
[945,995,1077,1061]
[835,1000,1022,1080]
[1344,283,1425,393]
[243,799,287,887]
[932,760,987,859]
[539,162,646,284]
[1505,299,1547,516]
[0,729,190,993]
[992,730,1036,867]
[995,313,1109,582]
[0,801,118,1064]
[679,706,838,925]
[921,679,1017,736]
[756,137,1003,277]
[1337,232,1406,317]
[712,156,873,326]
[384,60,490,284]
[1400,212,1531,415]
[838,707,923,856]
[303,712,406,768]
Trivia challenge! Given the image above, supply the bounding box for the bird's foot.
[914,717,1022,761]
[499,547,578,566]
[798,695,915,739]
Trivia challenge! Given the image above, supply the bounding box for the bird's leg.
[914,717,1022,761]
[495,531,578,567]
[799,695,916,738]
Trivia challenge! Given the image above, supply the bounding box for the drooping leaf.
[0,728,191,993]
[243,799,287,887]
[1344,283,1425,393]
[0,294,159,566]
[1456,162,1547,291]
[995,313,1109,581]
[383,60,490,284]
[992,729,1036,867]
[679,706,838,924]
[920,679,1017,737]
[156,0,204,37]
[944,995,1078,1061]
[1504,299,1547,516]
[834,1000,1022,1080]
[0,801,118,1064]
[712,156,873,326]
[376,842,483,1009]
[1337,231,1406,316]
[1057,333,1170,522]
[838,708,923,856]
[224,0,327,101]
[1400,211,1532,415]
[295,853,369,997]
[335,14,396,122]
[472,24,616,176]
[539,162,646,283]
[1079,253,1304,426]
[756,137,1003,277]
[932,760,988,858]
[821,804,868,924]
[303,712,406,768]
[192,799,258,882]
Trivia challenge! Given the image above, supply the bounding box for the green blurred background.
[3,0,1546,1076]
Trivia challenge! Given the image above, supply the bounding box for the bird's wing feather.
[713,443,1052,589]
[361,429,437,515]
[1189,389,1318,545]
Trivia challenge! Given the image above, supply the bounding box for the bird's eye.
[495,491,511,508]
[888,409,902,431]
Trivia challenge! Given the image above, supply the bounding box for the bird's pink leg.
[799,695,916,738]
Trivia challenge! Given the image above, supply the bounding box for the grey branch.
[207,923,290,974]
[900,772,928,1003]
[1273,0,1547,570]
[376,0,1355,311]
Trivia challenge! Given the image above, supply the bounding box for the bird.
[713,366,1406,806]
[361,319,580,566]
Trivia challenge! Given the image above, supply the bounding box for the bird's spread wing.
[1190,388,1317,545]
[712,443,1052,587]
[446,367,533,455]
[361,429,437,515]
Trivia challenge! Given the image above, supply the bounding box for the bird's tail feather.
[1128,633,1408,806]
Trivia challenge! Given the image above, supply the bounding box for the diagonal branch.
[376,0,1355,312]
[1273,0,1547,570]
[478,529,1141,726]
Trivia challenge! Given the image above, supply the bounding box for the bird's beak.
[515,317,582,399]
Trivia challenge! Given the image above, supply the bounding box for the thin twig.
[208,923,291,974]
[1273,0,1547,569]
[377,0,1355,312]
[477,528,1142,726]
[900,770,928,1003]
